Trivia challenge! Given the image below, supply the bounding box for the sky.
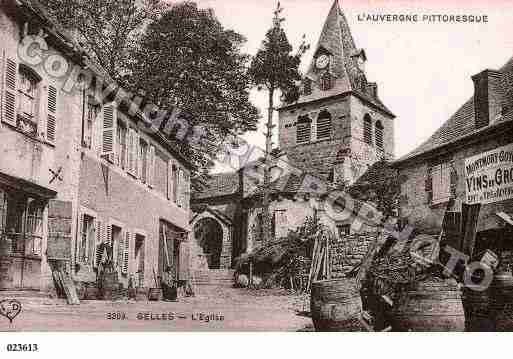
[171,0,513,170]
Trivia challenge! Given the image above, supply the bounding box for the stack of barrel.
[463,270,513,332]
[310,278,363,332]
[391,277,465,332]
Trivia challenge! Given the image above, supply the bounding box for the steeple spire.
[305,0,365,93]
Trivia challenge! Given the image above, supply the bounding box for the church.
[190,0,396,276]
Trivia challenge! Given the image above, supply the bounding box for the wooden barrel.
[310,278,362,332]
[462,286,495,331]
[490,273,513,331]
[392,278,465,332]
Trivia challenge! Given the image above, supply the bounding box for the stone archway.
[193,217,224,269]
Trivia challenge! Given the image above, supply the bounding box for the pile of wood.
[306,228,333,292]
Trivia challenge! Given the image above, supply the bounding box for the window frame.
[77,207,98,266]
[116,119,128,169]
[17,65,42,136]
[133,229,147,288]
[84,94,101,150]
[139,138,149,183]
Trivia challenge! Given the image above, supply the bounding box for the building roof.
[395,56,513,165]
[192,172,240,200]
[280,0,394,117]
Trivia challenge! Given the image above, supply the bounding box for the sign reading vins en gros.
[465,143,513,205]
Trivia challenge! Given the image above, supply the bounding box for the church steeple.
[302,0,370,100]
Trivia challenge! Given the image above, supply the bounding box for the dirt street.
[0,286,314,332]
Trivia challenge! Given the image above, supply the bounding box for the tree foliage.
[248,3,308,242]
[347,159,405,219]
[127,2,260,176]
[248,3,308,103]
[40,0,161,80]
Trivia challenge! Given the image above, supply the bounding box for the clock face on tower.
[316,55,329,69]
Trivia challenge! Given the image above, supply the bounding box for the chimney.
[366,82,378,99]
[472,69,504,129]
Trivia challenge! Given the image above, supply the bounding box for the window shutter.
[167,160,173,200]
[88,218,97,265]
[148,146,155,187]
[178,168,183,208]
[1,53,17,126]
[183,171,190,211]
[94,220,103,268]
[425,166,433,204]
[450,162,458,198]
[127,129,134,174]
[106,223,113,260]
[101,103,117,162]
[440,164,452,202]
[76,212,84,263]
[116,231,123,268]
[134,132,140,178]
[122,231,130,274]
[46,85,57,144]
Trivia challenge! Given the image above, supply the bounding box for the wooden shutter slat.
[94,220,103,268]
[2,55,17,126]
[122,231,130,274]
[45,85,58,143]
[101,104,117,161]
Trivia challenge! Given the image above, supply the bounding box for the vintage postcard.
[0,0,512,341]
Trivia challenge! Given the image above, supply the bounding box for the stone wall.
[398,133,513,233]
[329,232,377,278]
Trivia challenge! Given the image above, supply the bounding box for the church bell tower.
[277,0,395,186]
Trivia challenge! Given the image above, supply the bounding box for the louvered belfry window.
[363,114,372,145]
[296,115,312,144]
[316,110,332,140]
[375,121,384,149]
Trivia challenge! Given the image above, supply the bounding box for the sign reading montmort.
[465,143,513,205]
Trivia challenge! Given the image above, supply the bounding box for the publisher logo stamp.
[0,299,22,324]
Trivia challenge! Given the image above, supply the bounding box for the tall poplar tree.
[248,3,309,243]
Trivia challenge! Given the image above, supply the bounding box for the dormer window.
[319,72,333,91]
[303,78,312,96]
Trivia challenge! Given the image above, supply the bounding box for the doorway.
[134,234,145,288]
[0,188,44,290]
[194,218,223,269]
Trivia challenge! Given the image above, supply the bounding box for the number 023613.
[6,344,39,352]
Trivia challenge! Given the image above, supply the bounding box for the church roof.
[192,172,240,200]
[395,55,513,165]
[282,0,394,117]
